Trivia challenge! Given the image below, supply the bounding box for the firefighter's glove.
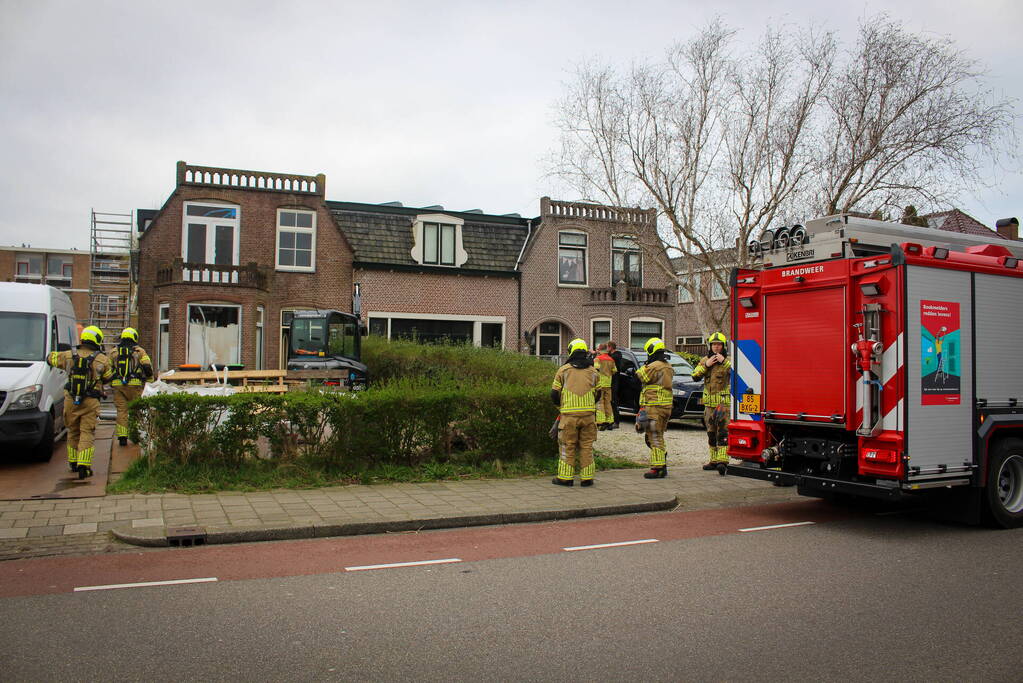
[549,417,560,440]
[635,409,650,433]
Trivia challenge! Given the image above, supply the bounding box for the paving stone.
[132,518,165,528]
[27,525,64,538]
[114,511,147,521]
[63,522,99,535]
[0,528,29,539]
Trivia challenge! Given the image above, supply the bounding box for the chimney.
[995,217,1019,241]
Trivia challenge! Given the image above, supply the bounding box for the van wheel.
[984,438,1023,529]
[30,413,55,462]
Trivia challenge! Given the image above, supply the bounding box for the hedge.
[129,381,558,467]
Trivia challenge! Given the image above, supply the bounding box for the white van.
[0,283,79,461]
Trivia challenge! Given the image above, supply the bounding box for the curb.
[111,495,679,547]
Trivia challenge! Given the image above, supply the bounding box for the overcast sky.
[1,0,1020,250]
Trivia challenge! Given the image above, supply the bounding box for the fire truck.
[725,214,1023,528]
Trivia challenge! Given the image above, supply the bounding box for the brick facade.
[520,198,675,354]
[1,247,92,323]
[137,163,353,370]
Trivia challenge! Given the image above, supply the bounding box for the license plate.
[738,394,761,414]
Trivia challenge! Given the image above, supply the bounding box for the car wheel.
[984,437,1023,529]
[30,413,55,463]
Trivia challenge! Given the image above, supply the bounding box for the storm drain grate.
[167,526,207,547]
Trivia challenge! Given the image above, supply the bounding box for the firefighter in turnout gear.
[594,344,617,430]
[112,327,153,446]
[636,337,673,478]
[692,331,732,471]
[551,338,601,487]
[46,326,113,479]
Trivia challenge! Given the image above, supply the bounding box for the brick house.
[1,246,92,323]
[135,162,679,372]
[329,201,528,349]
[519,198,675,355]
[137,162,354,372]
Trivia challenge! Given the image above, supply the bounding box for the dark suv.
[615,348,705,425]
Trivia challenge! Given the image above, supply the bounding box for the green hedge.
[130,382,557,467]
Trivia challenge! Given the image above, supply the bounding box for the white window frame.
[366,311,505,348]
[275,208,317,272]
[186,302,242,367]
[409,214,468,268]
[610,235,642,287]
[629,317,664,351]
[181,201,241,266]
[558,230,589,287]
[15,253,42,278]
[255,305,265,370]
[158,303,170,372]
[591,318,612,349]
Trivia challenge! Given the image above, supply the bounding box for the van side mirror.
[58,343,72,352]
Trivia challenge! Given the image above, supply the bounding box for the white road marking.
[739,521,815,532]
[345,558,462,571]
[563,539,659,551]
[74,577,218,592]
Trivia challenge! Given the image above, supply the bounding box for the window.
[678,275,695,304]
[630,320,663,351]
[709,274,728,301]
[187,304,241,367]
[255,306,265,370]
[46,255,73,283]
[0,312,46,361]
[276,209,316,271]
[158,304,170,372]
[538,321,561,356]
[592,319,611,349]
[678,335,704,346]
[15,253,42,278]
[611,237,642,287]
[422,222,456,266]
[182,202,239,266]
[558,232,587,285]
[410,214,466,267]
[481,323,503,348]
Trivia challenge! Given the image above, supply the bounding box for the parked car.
[0,283,78,461]
[616,348,704,424]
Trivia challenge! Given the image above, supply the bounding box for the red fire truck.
[725,214,1023,528]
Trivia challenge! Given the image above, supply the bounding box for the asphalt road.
[2,502,1021,681]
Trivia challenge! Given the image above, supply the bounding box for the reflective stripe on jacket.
[552,363,600,414]
[692,356,732,407]
[637,360,673,407]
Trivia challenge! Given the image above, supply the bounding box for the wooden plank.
[235,385,288,393]
[161,369,286,383]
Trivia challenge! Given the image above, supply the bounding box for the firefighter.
[692,331,731,471]
[551,338,601,487]
[636,337,673,478]
[47,325,113,479]
[111,327,154,447]
[594,343,616,430]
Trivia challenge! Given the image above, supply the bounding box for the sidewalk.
[0,460,798,559]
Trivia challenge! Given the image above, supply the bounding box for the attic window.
[410,214,467,267]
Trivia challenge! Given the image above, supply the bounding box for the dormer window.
[410,214,468,267]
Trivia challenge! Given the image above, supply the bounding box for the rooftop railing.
[541,197,656,226]
[177,161,325,196]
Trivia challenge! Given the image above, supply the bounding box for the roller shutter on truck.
[764,286,847,425]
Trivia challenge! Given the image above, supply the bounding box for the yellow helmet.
[567,338,589,355]
[121,327,139,343]
[80,326,104,345]
[708,331,727,345]
[643,337,665,355]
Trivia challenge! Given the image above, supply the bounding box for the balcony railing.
[588,285,671,305]
[177,161,325,196]
[156,259,273,291]
[541,197,656,226]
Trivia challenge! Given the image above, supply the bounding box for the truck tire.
[984,438,1023,529]
[30,413,55,463]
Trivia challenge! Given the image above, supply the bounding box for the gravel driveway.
[593,415,714,466]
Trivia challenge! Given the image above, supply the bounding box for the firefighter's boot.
[643,466,667,479]
[118,436,128,447]
[67,446,78,473]
[552,476,574,487]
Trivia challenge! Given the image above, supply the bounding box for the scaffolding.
[89,210,135,348]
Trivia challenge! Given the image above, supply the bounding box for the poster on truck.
[920,300,961,405]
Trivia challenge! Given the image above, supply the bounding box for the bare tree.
[816,15,1015,216]
[549,14,1016,337]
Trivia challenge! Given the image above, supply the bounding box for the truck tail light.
[863,449,897,463]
